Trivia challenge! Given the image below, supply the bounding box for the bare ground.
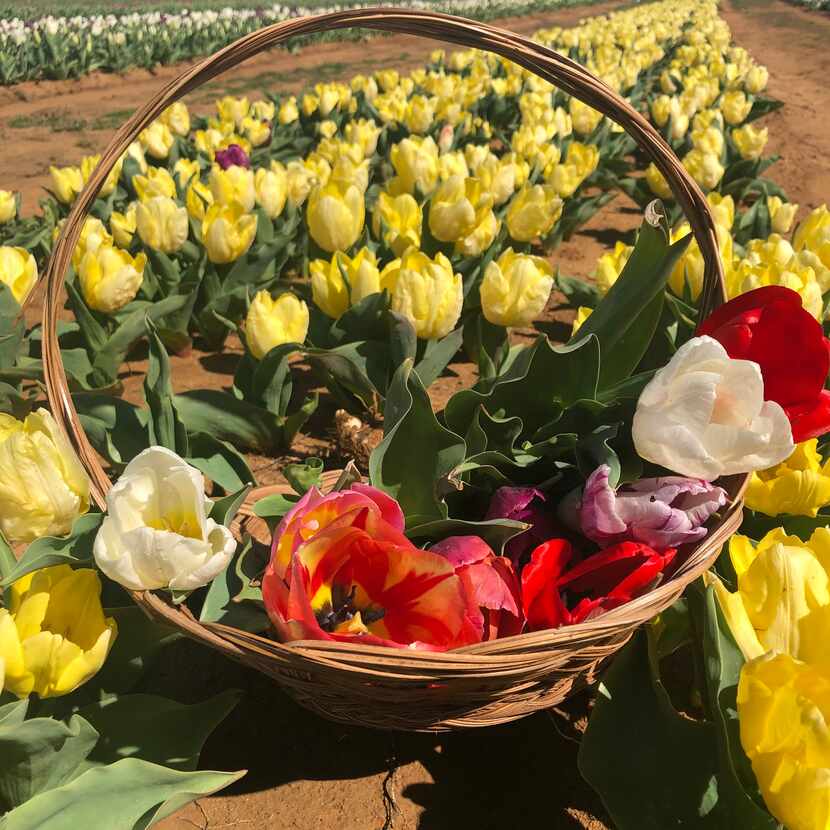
[4,0,830,827]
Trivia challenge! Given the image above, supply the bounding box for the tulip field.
[1,0,830,827]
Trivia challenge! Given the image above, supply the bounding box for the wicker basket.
[41,7,744,731]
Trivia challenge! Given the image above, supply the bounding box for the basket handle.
[42,6,726,508]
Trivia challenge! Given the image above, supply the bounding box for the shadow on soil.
[140,638,609,828]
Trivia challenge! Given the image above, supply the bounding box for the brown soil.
[8,0,830,827]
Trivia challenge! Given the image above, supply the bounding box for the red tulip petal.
[785,389,830,442]
[521,539,573,631]
[697,286,801,339]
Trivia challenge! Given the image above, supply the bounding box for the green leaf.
[571,200,690,388]
[739,510,830,542]
[65,282,107,354]
[0,714,98,812]
[284,458,323,495]
[251,493,296,533]
[413,327,463,388]
[173,390,289,452]
[444,335,600,438]
[0,514,103,587]
[144,319,188,455]
[209,486,251,528]
[74,394,148,468]
[370,359,466,526]
[1,758,244,830]
[578,631,722,829]
[0,284,24,371]
[555,273,600,309]
[406,517,528,555]
[0,531,17,582]
[186,433,255,494]
[77,691,240,772]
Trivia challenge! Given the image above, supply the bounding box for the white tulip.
[94,447,236,591]
[633,336,794,480]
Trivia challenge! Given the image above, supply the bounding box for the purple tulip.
[580,465,727,549]
[484,487,556,566]
[215,144,251,170]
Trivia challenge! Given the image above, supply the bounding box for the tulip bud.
[241,116,271,148]
[766,196,798,235]
[683,148,725,191]
[210,164,255,212]
[650,94,672,128]
[50,165,84,204]
[0,565,116,699]
[161,101,191,137]
[744,65,769,95]
[202,202,257,264]
[0,190,17,224]
[310,248,384,319]
[372,191,421,256]
[94,447,236,591]
[246,290,309,360]
[173,158,201,189]
[80,154,122,198]
[794,205,830,269]
[721,89,753,126]
[384,249,462,339]
[306,180,365,253]
[390,136,440,196]
[254,165,287,219]
[569,98,603,135]
[506,184,563,243]
[480,247,554,327]
[0,246,37,304]
[278,97,299,125]
[216,95,250,128]
[139,121,175,160]
[251,100,275,122]
[707,192,735,230]
[215,143,251,171]
[428,176,489,242]
[132,166,177,201]
[0,408,90,542]
[79,243,145,313]
[135,196,189,254]
[595,241,633,295]
[344,119,381,158]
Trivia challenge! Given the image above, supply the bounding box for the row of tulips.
[0,0,602,85]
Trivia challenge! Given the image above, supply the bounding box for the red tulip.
[697,286,830,442]
[520,539,676,631]
[262,522,471,650]
[430,535,523,642]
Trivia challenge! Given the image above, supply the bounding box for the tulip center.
[316,581,385,633]
[146,509,202,540]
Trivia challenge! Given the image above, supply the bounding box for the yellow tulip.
[125,140,148,174]
[595,241,633,295]
[278,97,299,125]
[50,165,83,204]
[245,291,309,360]
[306,180,365,253]
[315,83,342,117]
[254,165,287,219]
[571,305,593,335]
[109,204,137,249]
[710,527,830,661]
[310,248,384,319]
[135,196,188,254]
[567,142,600,179]
[744,65,769,95]
[210,165,255,212]
[216,95,250,128]
[733,124,768,160]
[645,162,673,200]
[79,244,145,313]
[505,184,563,243]
[173,158,201,189]
[329,156,371,195]
[478,153,527,206]
[375,68,400,92]
[691,126,725,156]
[302,93,319,117]
[437,151,469,183]
[317,120,338,140]
[707,192,735,230]
[64,216,113,271]
[547,164,583,199]
[161,101,191,137]
[132,166,177,202]
[569,98,603,135]
[202,202,257,264]
[286,159,328,208]
[0,565,116,699]
[737,653,830,830]
[80,154,122,198]
[251,100,275,122]
[0,190,16,224]
[344,119,381,158]
[428,176,491,243]
[186,180,214,224]
[650,94,672,128]
[390,136,440,196]
[683,148,725,191]
[794,205,830,270]
[0,247,37,304]
[242,116,271,147]
[670,222,733,300]
[721,89,753,125]
[139,121,175,160]
[767,196,798,235]
[372,191,422,256]
[384,249,462,339]
[479,248,554,327]
[746,441,830,518]
[0,409,90,542]
[403,95,436,135]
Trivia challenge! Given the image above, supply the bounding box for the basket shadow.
[139,638,610,828]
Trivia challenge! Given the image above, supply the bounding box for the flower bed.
[1,0,830,826]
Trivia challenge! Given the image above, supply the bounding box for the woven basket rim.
[40,7,739,679]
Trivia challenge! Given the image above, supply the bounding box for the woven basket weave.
[41,7,744,731]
